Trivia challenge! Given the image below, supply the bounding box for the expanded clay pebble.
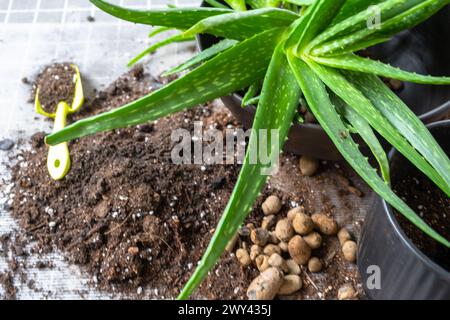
[338,283,356,300]
[236,249,251,267]
[247,268,284,300]
[299,156,319,176]
[250,245,262,261]
[255,255,270,272]
[251,228,270,246]
[292,212,314,235]
[338,228,352,246]
[286,259,301,275]
[303,232,322,249]
[269,231,280,245]
[268,253,288,273]
[263,244,281,256]
[278,241,288,253]
[287,206,305,221]
[261,195,282,215]
[311,213,338,235]
[278,275,302,296]
[275,218,294,242]
[342,240,357,262]
[288,235,311,265]
[307,257,322,273]
[261,215,276,230]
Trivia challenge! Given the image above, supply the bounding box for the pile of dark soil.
[31,63,76,113]
[12,65,262,299]
[392,158,450,271]
[7,63,364,299]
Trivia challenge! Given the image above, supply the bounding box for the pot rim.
[381,119,450,279]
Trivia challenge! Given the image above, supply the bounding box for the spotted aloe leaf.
[345,70,450,195]
[89,0,232,29]
[285,0,345,52]
[305,59,450,196]
[162,39,239,77]
[310,54,450,85]
[307,0,425,53]
[288,55,450,247]
[310,0,450,56]
[178,43,301,300]
[183,7,299,40]
[46,28,283,145]
[331,93,390,183]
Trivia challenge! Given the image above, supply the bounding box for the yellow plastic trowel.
[35,64,84,180]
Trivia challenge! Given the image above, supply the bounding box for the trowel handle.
[47,102,71,180]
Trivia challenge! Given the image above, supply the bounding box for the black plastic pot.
[358,120,450,300]
[198,4,450,160]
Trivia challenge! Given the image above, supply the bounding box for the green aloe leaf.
[205,0,230,9]
[225,0,247,11]
[311,0,450,56]
[128,33,194,67]
[305,59,450,197]
[307,0,423,53]
[331,0,385,25]
[179,43,301,300]
[345,70,450,195]
[285,0,345,52]
[183,8,299,40]
[311,54,450,85]
[162,39,239,77]
[90,0,232,30]
[46,28,284,145]
[288,55,450,248]
[331,93,390,183]
[242,81,262,107]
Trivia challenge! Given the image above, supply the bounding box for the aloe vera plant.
[46,0,450,299]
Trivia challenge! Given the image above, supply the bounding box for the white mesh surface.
[0,0,200,300]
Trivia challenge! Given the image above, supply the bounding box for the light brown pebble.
[303,232,322,249]
[292,212,314,235]
[288,235,311,265]
[278,241,288,252]
[342,240,357,262]
[250,245,262,261]
[236,248,251,267]
[338,283,356,300]
[247,268,284,300]
[262,195,282,215]
[255,255,270,272]
[278,275,303,295]
[311,213,338,235]
[299,156,319,176]
[263,244,281,256]
[287,207,305,221]
[269,231,280,244]
[261,215,276,230]
[275,218,294,242]
[338,228,352,246]
[251,228,270,246]
[307,257,322,273]
[268,253,288,273]
[286,259,301,275]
